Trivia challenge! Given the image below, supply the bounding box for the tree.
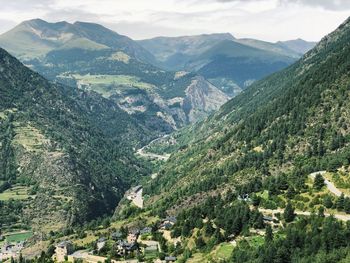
[323,196,333,209]
[344,197,350,214]
[286,187,296,199]
[251,194,261,207]
[195,236,206,249]
[265,225,273,243]
[313,174,325,190]
[284,202,295,223]
[336,194,345,211]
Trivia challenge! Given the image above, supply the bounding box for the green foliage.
[313,174,325,190]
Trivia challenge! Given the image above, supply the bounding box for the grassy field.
[0,185,31,201]
[5,231,33,243]
[246,235,265,248]
[213,242,234,260]
[72,74,156,98]
[13,124,48,152]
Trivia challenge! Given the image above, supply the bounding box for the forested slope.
[0,48,152,230]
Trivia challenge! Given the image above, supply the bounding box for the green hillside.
[143,16,350,262]
[0,48,153,231]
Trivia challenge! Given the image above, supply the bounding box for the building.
[111,231,123,241]
[55,241,74,262]
[115,240,139,257]
[127,229,139,243]
[140,227,152,235]
[160,216,177,230]
[165,256,177,262]
[96,237,106,251]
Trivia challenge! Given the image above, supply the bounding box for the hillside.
[135,16,350,262]
[146,16,350,222]
[0,47,154,231]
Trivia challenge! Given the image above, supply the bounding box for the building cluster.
[53,217,178,263]
[0,241,25,261]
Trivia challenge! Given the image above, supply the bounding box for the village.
[52,215,179,263]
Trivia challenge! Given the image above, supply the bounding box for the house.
[263,216,274,222]
[127,229,139,243]
[55,241,74,262]
[165,256,177,262]
[140,227,152,235]
[96,237,106,251]
[115,240,139,256]
[111,231,123,241]
[160,216,177,230]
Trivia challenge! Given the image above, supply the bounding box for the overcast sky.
[0,0,349,41]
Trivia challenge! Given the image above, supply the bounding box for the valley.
[0,6,349,263]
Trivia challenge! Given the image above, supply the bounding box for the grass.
[71,74,156,98]
[0,185,31,201]
[5,231,33,243]
[213,242,234,259]
[246,235,265,248]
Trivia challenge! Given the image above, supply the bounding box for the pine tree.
[284,202,295,223]
[313,174,325,190]
[265,225,273,243]
[336,194,345,211]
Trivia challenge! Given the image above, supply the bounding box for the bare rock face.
[183,76,230,123]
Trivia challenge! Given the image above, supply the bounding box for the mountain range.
[138,33,316,96]
[0,19,232,131]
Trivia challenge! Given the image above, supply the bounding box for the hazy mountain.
[193,39,296,94]
[278,38,317,54]
[138,34,310,96]
[0,19,156,63]
[0,47,156,230]
[137,33,235,70]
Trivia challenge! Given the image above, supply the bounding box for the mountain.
[192,39,296,95]
[278,38,317,54]
[137,33,235,70]
[0,20,229,130]
[138,34,305,97]
[146,16,350,222]
[0,47,155,231]
[0,19,156,63]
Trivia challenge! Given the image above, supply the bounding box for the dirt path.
[309,171,345,197]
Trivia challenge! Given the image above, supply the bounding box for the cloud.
[0,0,348,41]
[279,0,350,10]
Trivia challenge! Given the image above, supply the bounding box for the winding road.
[136,135,171,161]
[309,171,346,197]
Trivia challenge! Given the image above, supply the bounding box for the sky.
[0,0,349,41]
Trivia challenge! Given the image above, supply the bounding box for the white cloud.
[0,0,348,41]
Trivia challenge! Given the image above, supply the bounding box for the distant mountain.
[192,39,296,94]
[278,38,317,54]
[0,20,228,130]
[0,19,156,63]
[137,33,235,70]
[0,47,154,230]
[138,34,311,96]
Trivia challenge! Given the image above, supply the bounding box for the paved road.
[309,171,345,197]
[258,208,350,221]
[136,135,170,161]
